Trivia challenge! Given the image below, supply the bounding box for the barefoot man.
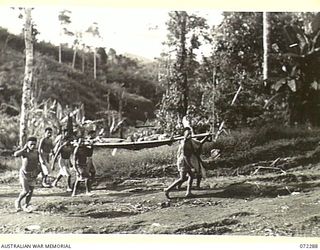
[164,127,195,199]
[38,127,54,187]
[72,138,91,196]
[51,136,74,192]
[14,137,41,212]
[164,127,210,199]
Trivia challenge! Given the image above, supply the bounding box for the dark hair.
[88,130,96,135]
[184,127,192,132]
[45,127,53,132]
[27,136,37,142]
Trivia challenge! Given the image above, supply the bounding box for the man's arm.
[73,146,81,176]
[13,144,27,157]
[38,138,45,164]
[191,135,210,156]
[51,143,65,170]
[200,134,211,145]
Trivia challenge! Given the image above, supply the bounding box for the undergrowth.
[93,144,178,180]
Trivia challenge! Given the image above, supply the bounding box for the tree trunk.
[106,90,111,137]
[93,49,97,79]
[263,12,269,81]
[179,12,188,116]
[1,34,11,56]
[118,90,124,138]
[212,67,217,133]
[59,43,62,63]
[72,47,77,68]
[81,53,85,73]
[19,8,33,146]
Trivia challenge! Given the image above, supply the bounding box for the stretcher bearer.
[164,127,195,199]
[38,127,54,187]
[51,137,74,192]
[86,130,97,183]
[165,127,210,199]
[72,138,91,196]
[178,113,209,189]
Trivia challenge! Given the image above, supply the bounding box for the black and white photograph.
[0,2,320,247]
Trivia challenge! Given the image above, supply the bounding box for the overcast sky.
[0,7,223,60]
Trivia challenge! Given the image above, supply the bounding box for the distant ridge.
[123,52,154,64]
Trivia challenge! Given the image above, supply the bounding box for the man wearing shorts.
[51,138,74,191]
[86,130,97,182]
[38,127,54,187]
[164,127,210,199]
[14,137,41,212]
[164,127,195,199]
[72,138,91,196]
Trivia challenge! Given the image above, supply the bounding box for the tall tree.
[71,31,82,69]
[19,8,34,146]
[58,9,73,64]
[157,11,209,132]
[207,12,265,129]
[263,12,270,81]
[85,22,102,79]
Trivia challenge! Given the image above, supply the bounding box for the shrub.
[206,125,320,156]
[0,113,19,149]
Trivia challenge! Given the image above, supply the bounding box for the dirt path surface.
[1,165,320,236]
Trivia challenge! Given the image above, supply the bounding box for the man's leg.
[52,174,62,187]
[88,159,96,182]
[176,173,188,190]
[185,171,194,197]
[85,179,90,194]
[72,179,79,197]
[184,157,194,197]
[63,159,73,191]
[15,179,29,211]
[164,171,186,199]
[196,173,202,189]
[25,186,34,207]
[41,162,51,187]
[67,176,72,191]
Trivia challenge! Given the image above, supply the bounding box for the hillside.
[0,27,162,122]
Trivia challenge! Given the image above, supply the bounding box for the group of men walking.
[14,127,96,212]
[13,114,213,212]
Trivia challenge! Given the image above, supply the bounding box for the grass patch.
[93,143,179,180]
[0,156,20,183]
[0,170,19,184]
[209,126,320,157]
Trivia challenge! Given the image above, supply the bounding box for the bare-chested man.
[72,138,91,196]
[14,137,41,212]
[38,127,54,187]
[164,127,209,199]
[51,135,74,192]
[86,130,97,182]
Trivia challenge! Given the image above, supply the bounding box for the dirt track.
[1,164,320,236]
